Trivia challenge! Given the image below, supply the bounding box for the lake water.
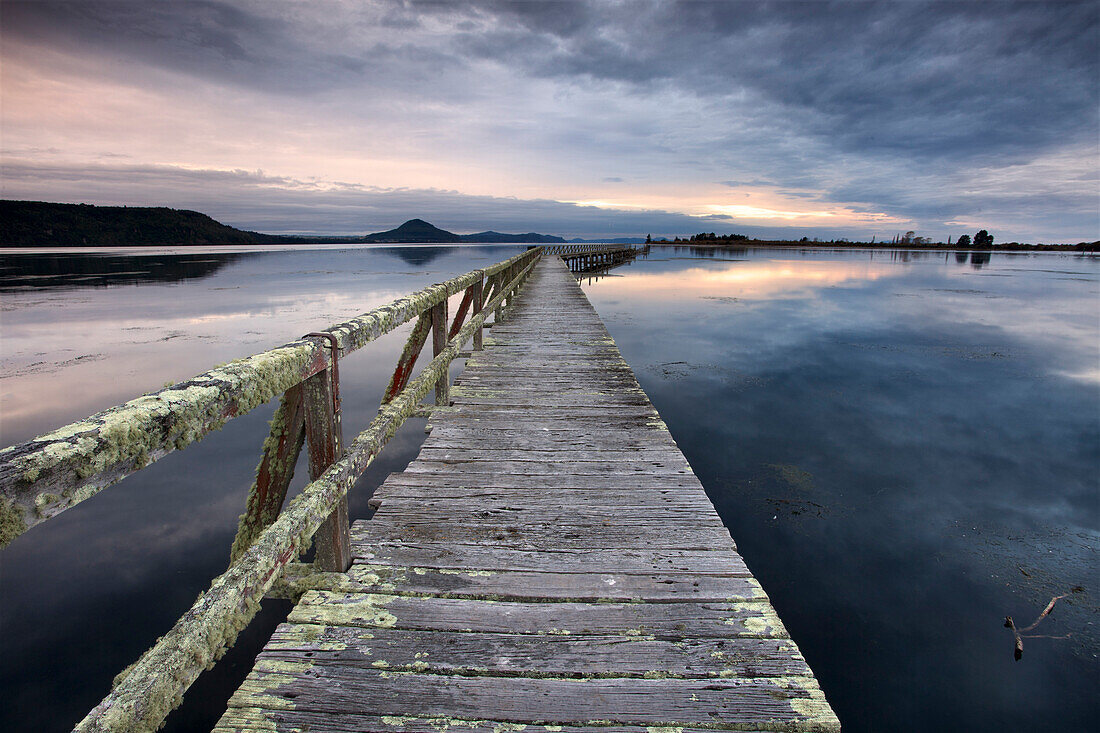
[1,244,1097,731]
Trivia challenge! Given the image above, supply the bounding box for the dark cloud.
[473,0,1098,164]
[8,1,1095,164]
[0,0,458,96]
[2,1,1096,241]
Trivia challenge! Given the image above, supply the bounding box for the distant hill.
[460,231,565,244]
[0,200,269,246]
[360,220,564,244]
[0,201,567,246]
[362,218,461,243]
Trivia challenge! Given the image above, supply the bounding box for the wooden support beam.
[431,300,449,406]
[504,266,514,310]
[494,270,506,323]
[303,368,351,572]
[472,278,485,351]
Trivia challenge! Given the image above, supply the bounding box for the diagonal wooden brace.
[382,311,432,404]
[448,284,476,339]
[228,383,306,564]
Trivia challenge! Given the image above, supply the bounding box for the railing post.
[303,363,351,572]
[494,271,505,323]
[473,276,485,351]
[431,298,449,406]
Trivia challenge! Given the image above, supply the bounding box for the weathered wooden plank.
[366,492,718,512]
[356,518,738,550]
[457,365,639,375]
[261,624,812,677]
[450,393,655,406]
[454,375,644,386]
[403,460,691,475]
[343,564,763,602]
[350,540,748,574]
[289,592,791,638]
[451,382,650,393]
[372,475,709,493]
[363,512,732,535]
[366,506,728,527]
[426,413,666,427]
[374,472,702,490]
[414,448,688,464]
[225,664,838,730]
[215,708,788,733]
[423,429,681,446]
[426,418,672,432]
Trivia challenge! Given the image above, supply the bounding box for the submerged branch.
[1004,588,1083,660]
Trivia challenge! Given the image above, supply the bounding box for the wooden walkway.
[216,257,838,732]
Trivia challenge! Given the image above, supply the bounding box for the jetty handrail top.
[0,248,540,548]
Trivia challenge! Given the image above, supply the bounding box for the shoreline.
[4,241,1097,253]
[649,240,1099,253]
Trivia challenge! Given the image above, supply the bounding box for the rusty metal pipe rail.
[0,248,539,548]
[70,253,540,733]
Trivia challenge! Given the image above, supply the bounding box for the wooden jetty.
[0,247,837,732]
[217,257,837,732]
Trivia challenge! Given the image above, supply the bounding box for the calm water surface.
[1,244,1097,731]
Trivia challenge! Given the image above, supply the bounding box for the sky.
[1,0,1096,242]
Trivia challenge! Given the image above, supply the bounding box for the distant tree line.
[953,229,995,248]
[677,232,750,243]
[648,226,1096,252]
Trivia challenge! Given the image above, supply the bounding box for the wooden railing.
[542,243,635,255]
[0,247,542,733]
[542,243,640,272]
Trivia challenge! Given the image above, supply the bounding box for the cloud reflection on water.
[1,246,521,443]
[591,258,900,300]
[582,247,1099,732]
[595,249,1098,386]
